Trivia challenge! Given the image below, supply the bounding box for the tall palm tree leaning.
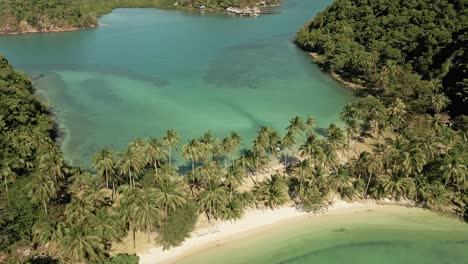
[117,148,143,189]
[182,138,202,175]
[92,148,114,190]
[163,129,181,166]
[28,174,57,215]
[146,137,167,175]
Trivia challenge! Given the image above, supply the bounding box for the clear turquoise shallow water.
[174,207,468,264]
[0,0,353,166]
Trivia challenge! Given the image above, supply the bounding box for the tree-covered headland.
[0,0,467,262]
[295,0,467,116]
[0,0,280,34]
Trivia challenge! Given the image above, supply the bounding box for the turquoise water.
[0,0,353,167]
[173,207,468,264]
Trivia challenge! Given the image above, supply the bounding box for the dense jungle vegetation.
[0,0,467,263]
[295,0,467,116]
[0,0,280,34]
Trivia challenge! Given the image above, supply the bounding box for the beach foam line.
[138,200,376,264]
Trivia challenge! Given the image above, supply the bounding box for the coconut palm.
[199,131,217,161]
[219,137,232,171]
[293,159,313,195]
[253,174,289,209]
[221,192,245,221]
[60,226,105,263]
[229,132,242,164]
[387,98,407,132]
[361,152,383,197]
[182,138,202,175]
[28,174,57,215]
[281,131,296,168]
[419,182,452,210]
[431,93,449,113]
[305,116,316,135]
[93,209,125,243]
[198,178,228,221]
[340,104,358,125]
[224,164,245,201]
[146,137,168,174]
[0,162,16,198]
[328,167,354,201]
[287,116,305,135]
[92,148,114,189]
[163,129,181,166]
[117,148,144,189]
[299,134,317,160]
[117,186,139,248]
[402,147,426,178]
[440,156,467,188]
[64,197,95,225]
[153,177,187,212]
[37,152,65,182]
[129,138,148,163]
[326,123,346,153]
[135,191,164,242]
[381,175,416,199]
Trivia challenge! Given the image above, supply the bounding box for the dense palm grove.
[1,51,467,262]
[0,0,280,34]
[295,0,467,116]
[1,0,468,263]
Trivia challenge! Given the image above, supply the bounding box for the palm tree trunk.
[4,178,9,205]
[147,225,151,242]
[106,171,109,189]
[224,157,228,172]
[133,229,136,249]
[43,200,48,215]
[284,154,288,168]
[112,181,116,200]
[169,146,172,166]
[191,159,195,174]
[364,174,372,197]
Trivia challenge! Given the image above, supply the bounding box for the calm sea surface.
[0,0,351,166]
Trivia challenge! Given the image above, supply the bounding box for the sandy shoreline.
[138,200,380,264]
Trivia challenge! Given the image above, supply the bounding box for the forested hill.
[295,0,467,116]
[0,0,280,34]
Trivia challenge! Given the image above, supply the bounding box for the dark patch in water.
[275,241,415,264]
[332,228,349,232]
[19,63,169,87]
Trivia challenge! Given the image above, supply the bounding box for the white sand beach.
[138,200,378,264]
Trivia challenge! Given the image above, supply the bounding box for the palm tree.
[182,138,202,175]
[117,148,144,189]
[287,116,305,135]
[38,152,65,182]
[328,167,354,202]
[440,156,467,188]
[402,147,426,178]
[129,138,148,164]
[344,120,359,158]
[253,174,289,209]
[381,175,416,199]
[305,116,316,135]
[299,134,317,160]
[361,152,383,197]
[64,197,95,225]
[281,131,296,168]
[293,159,313,195]
[224,164,245,201]
[326,123,346,153]
[387,98,407,132]
[431,93,449,114]
[117,186,139,248]
[60,226,105,263]
[0,162,16,198]
[199,131,217,161]
[28,174,57,215]
[229,132,242,165]
[198,178,228,221]
[33,219,65,258]
[153,177,187,212]
[146,137,167,174]
[135,191,164,242]
[163,129,181,166]
[92,148,114,189]
[219,137,232,171]
[340,104,358,125]
[252,137,266,176]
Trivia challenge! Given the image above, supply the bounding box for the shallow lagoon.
[0,0,353,166]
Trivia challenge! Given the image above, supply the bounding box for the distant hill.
[0,0,280,34]
[295,0,467,116]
